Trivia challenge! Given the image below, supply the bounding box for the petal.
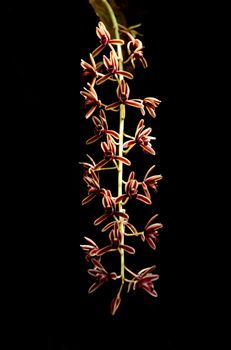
[85,105,97,119]
[144,165,156,179]
[140,56,148,68]
[141,182,151,199]
[125,222,137,234]
[123,140,135,148]
[146,223,163,233]
[141,285,158,297]
[83,236,98,247]
[96,73,112,85]
[82,193,97,205]
[136,194,152,205]
[120,244,136,254]
[105,101,121,110]
[94,159,110,170]
[146,106,156,118]
[115,156,131,166]
[86,134,102,145]
[109,39,124,45]
[146,237,157,250]
[92,44,105,57]
[88,281,104,294]
[106,130,120,139]
[101,221,115,232]
[97,246,116,256]
[94,213,109,226]
[115,194,127,203]
[140,144,156,155]
[145,214,159,229]
[116,70,134,79]
[126,99,144,108]
[116,211,129,220]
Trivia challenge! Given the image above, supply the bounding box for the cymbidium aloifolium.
[80,16,163,315]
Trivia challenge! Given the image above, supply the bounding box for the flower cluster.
[79,18,162,315]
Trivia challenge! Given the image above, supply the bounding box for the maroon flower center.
[101,35,109,46]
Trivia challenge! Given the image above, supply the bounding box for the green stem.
[101,0,125,284]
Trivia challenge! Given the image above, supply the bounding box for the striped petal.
[85,105,97,119]
[126,99,144,108]
[115,156,131,166]
[116,70,133,79]
[86,134,102,145]
[109,39,124,45]
[92,44,105,57]
[105,101,121,110]
[96,73,112,85]
[94,213,109,226]
[120,244,136,254]
[136,194,152,205]
[146,237,157,250]
[82,193,97,205]
[88,281,104,294]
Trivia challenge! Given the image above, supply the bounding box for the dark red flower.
[87,259,117,294]
[96,50,133,85]
[142,165,163,199]
[141,97,161,118]
[79,154,97,177]
[94,190,129,226]
[96,220,135,256]
[127,265,159,297]
[86,110,119,145]
[80,236,100,262]
[94,135,131,170]
[92,21,124,57]
[82,169,105,205]
[81,53,98,86]
[123,119,156,155]
[123,32,148,68]
[141,214,163,250]
[116,171,152,205]
[80,83,101,119]
[105,80,143,111]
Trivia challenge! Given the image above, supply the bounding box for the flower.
[82,169,105,205]
[86,110,119,144]
[80,82,101,119]
[80,237,100,262]
[96,50,133,85]
[127,265,159,297]
[88,258,117,293]
[116,171,152,205]
[81,53,98,86]
[92,21,124,57]
[141,97,161,118]
[94,135,131,170]
[142,165,163,199]
[105,80,143,111]
[141,214,163,250]
[96,220,135,256]
[79,154,97,177]
[123,32,148,68]
[94,190,129,226]
[123,119,156,155]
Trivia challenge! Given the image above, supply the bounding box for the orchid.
[79,8,163,315]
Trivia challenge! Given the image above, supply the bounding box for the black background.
[7,1,227,349]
